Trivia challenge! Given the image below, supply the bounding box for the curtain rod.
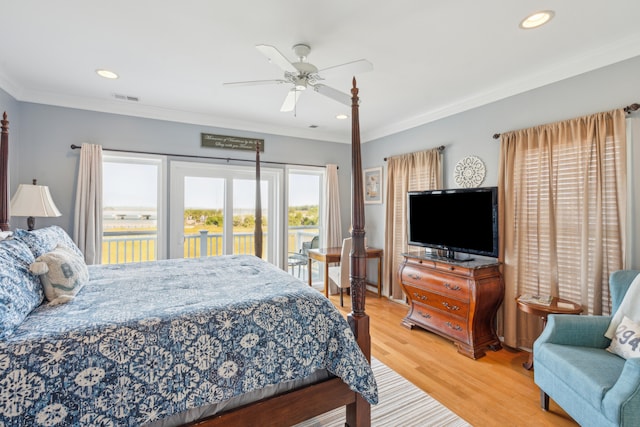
[70,144,334,169]
[383,145,445,161]
[492,102,640,140]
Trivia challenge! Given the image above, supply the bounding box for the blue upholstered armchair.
[533,270,640,427]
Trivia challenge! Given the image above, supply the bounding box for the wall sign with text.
[201,133,265,152]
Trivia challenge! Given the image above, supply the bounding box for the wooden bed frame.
[0,78,372,426]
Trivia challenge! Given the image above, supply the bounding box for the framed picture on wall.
[364,167,383,204]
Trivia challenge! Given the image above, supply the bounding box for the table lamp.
[10,179,62,230]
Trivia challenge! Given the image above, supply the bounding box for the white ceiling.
[1,1,639,144]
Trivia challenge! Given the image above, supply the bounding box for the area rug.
[294,357,471,427]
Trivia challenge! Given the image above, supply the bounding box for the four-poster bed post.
[254,141,263,258]
[0,112,9,231]
[347,77,371,426]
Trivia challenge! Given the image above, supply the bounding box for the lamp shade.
[10,183,62,218]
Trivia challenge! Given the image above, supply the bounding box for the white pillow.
[607,315,640,359]
[29,244,88,305]
[605,273,640,339]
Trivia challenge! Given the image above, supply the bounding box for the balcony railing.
[103,230,157,264]
[102,227,318,265]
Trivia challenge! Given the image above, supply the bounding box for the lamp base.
[27,216,35,231]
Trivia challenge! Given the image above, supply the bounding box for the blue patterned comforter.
[0,255,377,426]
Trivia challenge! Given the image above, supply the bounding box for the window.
[101,155,324,272]
[102,154,165,264]
[286,167,324,279]
[501,110,626,317]
[514,139,623,313]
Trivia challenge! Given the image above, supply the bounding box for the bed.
[0,79,375,426]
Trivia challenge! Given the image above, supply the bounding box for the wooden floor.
[328,291,578,427]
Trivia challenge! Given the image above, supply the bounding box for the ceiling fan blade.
[223,79,287,87]
[256,44,297,73]
[318,59,373,79]
[312,84,351,106]
[280,88,301,112]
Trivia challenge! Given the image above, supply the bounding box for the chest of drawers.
[399,252,504,359]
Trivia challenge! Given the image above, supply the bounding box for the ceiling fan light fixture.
[336,114,348,120]
[519,10,555,29]
[294,77,307,91]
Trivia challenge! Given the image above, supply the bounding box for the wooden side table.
[307,246,383,298]
[516,296,583,369]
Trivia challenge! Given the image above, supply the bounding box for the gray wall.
[362,55,640,270]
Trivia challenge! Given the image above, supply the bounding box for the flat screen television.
[407,186,498,260]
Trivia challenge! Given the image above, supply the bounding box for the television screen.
[407,187,498,259]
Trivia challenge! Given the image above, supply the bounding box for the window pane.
[183,177,225,258]
[287,171,321,280]
[514,134,623,314]
[233,178,268,256]
[102,160,159,264]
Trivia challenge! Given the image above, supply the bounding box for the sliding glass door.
[170,161,282,264]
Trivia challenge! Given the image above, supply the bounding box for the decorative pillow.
[30,244,89,305]
[0,230,12,240]
[605,273,640,339]
[607,315,640,359]
[0,239,45,338]
[14,225,83,259]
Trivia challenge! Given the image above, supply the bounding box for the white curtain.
[324,164,342,294]
[74,143,103,264]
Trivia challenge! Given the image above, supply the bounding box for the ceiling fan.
[223,43,373,112]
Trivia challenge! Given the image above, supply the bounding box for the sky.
[103,163,320,209]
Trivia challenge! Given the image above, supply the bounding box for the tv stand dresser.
[399,252,504,359]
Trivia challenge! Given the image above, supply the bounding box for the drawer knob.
[408,273,421,280]
[413,292,427,301]
[446,321,463,331]
[419,312,432,319]
[444,283,461,291]
[442,302,460,311]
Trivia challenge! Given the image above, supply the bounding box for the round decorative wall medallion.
[454,155,486,188]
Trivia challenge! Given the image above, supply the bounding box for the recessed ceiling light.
[519,10,555,29]
[336,114,349,120]
[96,69,119,79]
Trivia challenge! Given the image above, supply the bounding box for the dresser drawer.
[404,257,477,276]
[401,264,470,301]
[412,303,469,344]
[403,284,469,318]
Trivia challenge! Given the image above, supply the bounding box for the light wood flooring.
[328,291,578,427]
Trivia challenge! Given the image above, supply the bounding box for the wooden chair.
[328,237,351,306]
